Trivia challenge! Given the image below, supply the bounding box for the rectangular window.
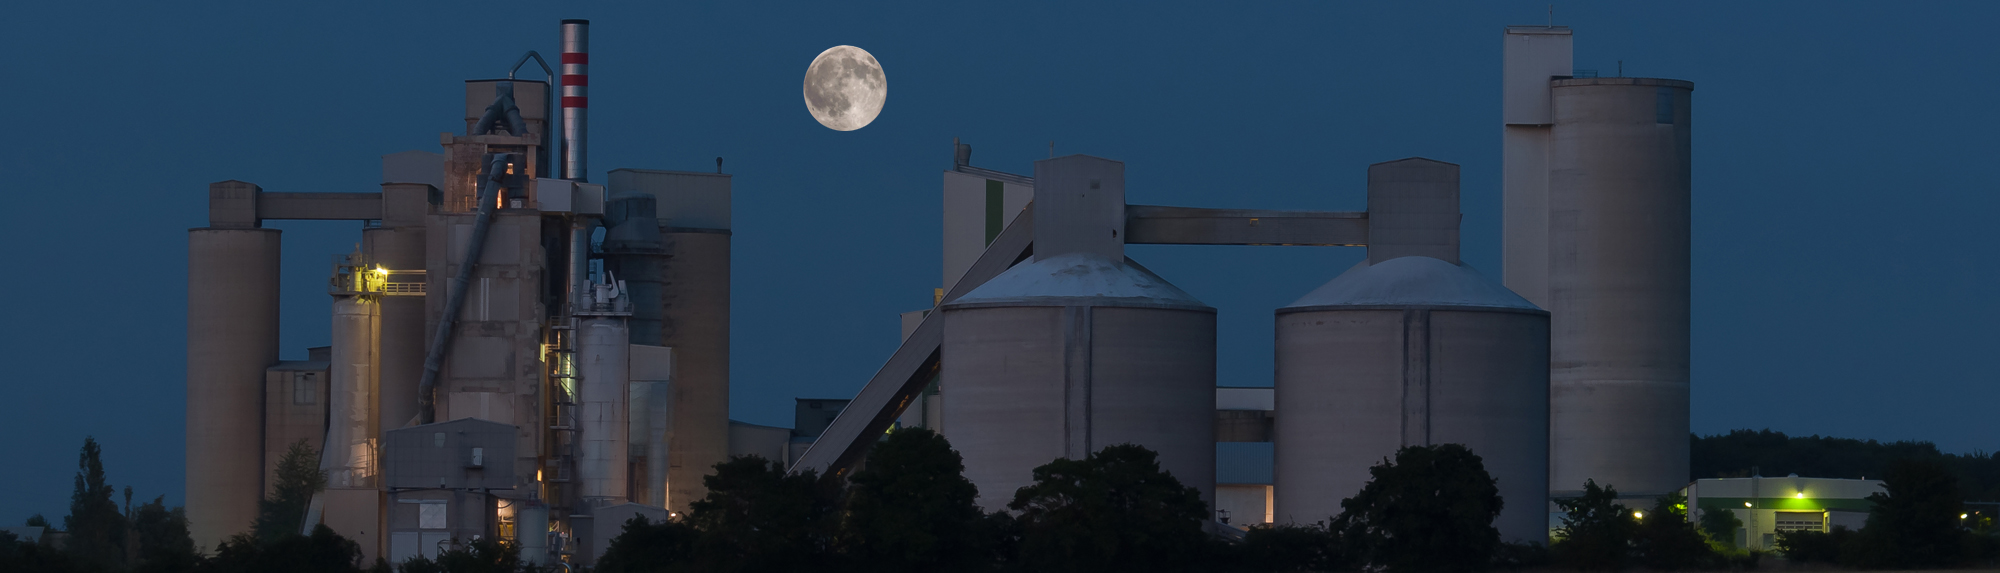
[293,374,317,405]
[1775,511,1824,533]
[419,501,447,530]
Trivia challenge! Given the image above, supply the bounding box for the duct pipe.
[569,218,594,313]
[560,20,589,181]
[417,153,515,424]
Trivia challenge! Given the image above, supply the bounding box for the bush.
[1550,480,1634,571]
[205,524,362,573]
[595,515,697,573]
[1630,493,1719,570]
[1775,526,1851,564]
[1331,444,1503,572]
[1239,522,1343,572]
[1008,444,1212,573]
[686,455,843,572]
[841,427,994,571]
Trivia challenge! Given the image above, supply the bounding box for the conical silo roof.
[945,252,1210,311]
[1283,255,1542,313]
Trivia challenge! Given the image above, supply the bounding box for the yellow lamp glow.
[1795,492,1804,499]
[1744,502,1752,508]
[1633,511,1644,519]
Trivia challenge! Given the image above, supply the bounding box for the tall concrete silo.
[941,155,1216,511]
[606,168,730,514]
[186,188,282,548]
[1275,159,1549,542]
[1546,77,1693,497]
[1274,257,1549,541]
[1502,27,1693,499]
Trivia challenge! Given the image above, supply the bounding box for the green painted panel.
[1695,496,1875,512]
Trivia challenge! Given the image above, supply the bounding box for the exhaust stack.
[561,20,589,180]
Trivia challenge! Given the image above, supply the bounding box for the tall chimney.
[561,20,590,181]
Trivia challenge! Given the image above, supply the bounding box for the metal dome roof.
[1282,255,1543,313]
[944,252,1211,311]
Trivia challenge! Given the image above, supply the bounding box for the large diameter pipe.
[418,154,512,424]
[1546,78,1693,498]
[560,20,589,181]
[326,296,381,488]
[578,316,630,505]
[186,228,281,550]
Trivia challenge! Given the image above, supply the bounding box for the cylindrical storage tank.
[186,228,281,549]
[577,316,630,505]
[942,253,1216,512]
[1547,77,1692,499]
[662,229,729,514]
[363,226,426,432]
[1274,256,1549,542]
[327,296,381,488]
[517,499,551,566]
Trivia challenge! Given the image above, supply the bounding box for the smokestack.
[561,19,590,181]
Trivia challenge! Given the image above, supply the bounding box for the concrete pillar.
[187,227,281,549]
[1501,25,1573,308]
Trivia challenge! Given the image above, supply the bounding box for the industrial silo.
[576,281,633,507]
[186,211,281,549]
[606,168,731,514]
[1546,77,1693,499]
[1273,256,1549,543]
[941,155,1216,511]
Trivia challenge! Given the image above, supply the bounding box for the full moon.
[803,45,887,131]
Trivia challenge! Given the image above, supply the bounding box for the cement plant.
[125,16,1941,572]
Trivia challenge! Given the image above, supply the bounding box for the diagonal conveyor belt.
[790,203,1036,477]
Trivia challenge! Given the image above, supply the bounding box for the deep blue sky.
[5,1,1997,522]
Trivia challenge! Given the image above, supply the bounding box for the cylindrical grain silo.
[327,295,381,488]
[1546,78,1692,499]
[577,313,630,505]
[1273,256,1549,542]
[364,226,426,432]
[661,228,728,513]
[941,252,1217,511]
[186,228,281,548]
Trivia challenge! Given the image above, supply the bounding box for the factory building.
[1684,476,1885,551]
[185,20,731,567]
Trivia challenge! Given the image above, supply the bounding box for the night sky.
[5,1,1997,523]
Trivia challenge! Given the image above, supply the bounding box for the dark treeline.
[1692,429,2000,500]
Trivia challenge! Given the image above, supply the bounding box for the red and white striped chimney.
[560,19,589,181]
